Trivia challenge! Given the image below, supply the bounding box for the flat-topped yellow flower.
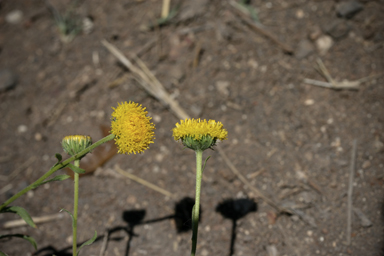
[172,118,227,151]
[111,101,155,154]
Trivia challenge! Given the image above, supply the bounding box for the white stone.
[304,99,315,105]
[5,10,23,24]
[17,124,27,133]
[316,35,334,55]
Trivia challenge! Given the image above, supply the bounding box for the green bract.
[181,135,216,151]
[62,135,92,158]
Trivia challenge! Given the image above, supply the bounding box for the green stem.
[73,159,80,256]
[191,149,203,256]
[0,134,115,212]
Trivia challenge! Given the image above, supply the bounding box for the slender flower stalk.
[191,149,203,256]
[61,135,93,256]
[172,118,227,256]
[72,159,80,256]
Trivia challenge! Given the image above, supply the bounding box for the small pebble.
[247,59,259,69]
[362,160,371,169]
[353,207,372,227]
[126,195,137,204]
[215,81,230,97]
[155,154,164,162]
[34,133,42,141]
[304,99,315,105]
[309,26,322,41]
[153,114,162,123]
[315,35,333,55]
[17,125,28,133]
[5,10,23,24]
[266,245,278,256]
[260,65,267,73]
[66,235,73,244]
[201,249,209,256]
[374,140,384,152]
[152,166,162,174]
[82,16,94,34]
[296,9,304,19]
[27,190,34,198]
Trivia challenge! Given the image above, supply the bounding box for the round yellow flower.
[111,101,155,154]
[172,118,227,151]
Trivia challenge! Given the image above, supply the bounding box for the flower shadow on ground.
[106,197,201,256]
[34,197,200,256]
[216,198,258,256]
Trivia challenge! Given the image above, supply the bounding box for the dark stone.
[336,0,364,19]
[323,19,350,39]
[0,69,18,92]
[296,39,314,59]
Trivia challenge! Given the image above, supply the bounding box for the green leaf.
[3,206,36,228]
[55,153,62,163]
[76,231,97,256]
[31,175,71,189]
[0,234,37,250]
[60,208,75,228]
[201,156,211,174]
[21,235,37,250]
[0,250,8,256]
[67,163,85,174]
[53,153,63,167]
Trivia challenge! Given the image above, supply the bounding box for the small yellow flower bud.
[62,135,92,157]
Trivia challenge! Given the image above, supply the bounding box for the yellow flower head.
[62,135,92,157]
[110,101,155,154]
[172,118,227,151]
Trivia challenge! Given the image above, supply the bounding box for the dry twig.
[247,168,266,179]
[228,0,293,54]
[114,164,173,198]
[99,230,109,256]
[304,58,383,90]
[102,39,189,119]
[161,0,171,19]
[3,213,64,229]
